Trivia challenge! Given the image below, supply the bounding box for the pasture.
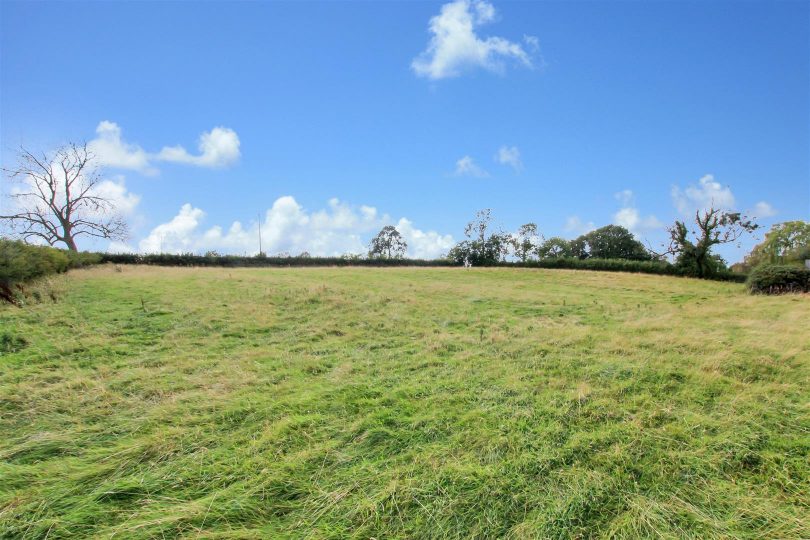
[1,266,808,538]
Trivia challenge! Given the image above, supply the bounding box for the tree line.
[369,206,760,280]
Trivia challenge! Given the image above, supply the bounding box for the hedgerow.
[0,240,100,304]
[99,252,746,282]
[98,252,456,268]
[746,263,810,294]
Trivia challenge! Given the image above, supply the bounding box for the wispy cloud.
[671,174,735,215]
[453,155,490,178]
[750,201,777,218]
[495,145,523,172]
[564,215,595,235]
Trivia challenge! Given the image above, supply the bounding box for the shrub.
[0,240,100,304]
[746,264,810,294]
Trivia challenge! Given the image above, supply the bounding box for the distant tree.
[368,225,407,259]
[1,143,128,251]
[575,225,651,261]
[664,207,757,278]
[535,237,572,259]
[447,209,510,265]
[744,220,810,267]
[510,223,541,262]
[568,236,589,259]
[298,251,311,258]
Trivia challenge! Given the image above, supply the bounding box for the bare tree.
[1,143,128,251]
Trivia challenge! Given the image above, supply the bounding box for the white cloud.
[156,127,241,168]
[91,176,141,216]
[751,201,777,218]
[672,174,736,215]
[564,216,595,235]
[411,0,533,79]
[395,218,456,259]
[612,190,662,234]
[87,121,241,175]
[139,203,205,253]
[130,196,456,259]
[495,145,523,172]
[88,121,156,175]
[454,155,489,177]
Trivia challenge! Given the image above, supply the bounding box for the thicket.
[746,263,810,294]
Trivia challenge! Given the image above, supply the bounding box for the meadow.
[0,266,808,539]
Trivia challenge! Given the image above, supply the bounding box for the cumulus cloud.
[139,203,205,253]
[672,174,735,215]
[564,216,595,235]
[91,176,141,216]
[454,155,489,177]
[495,145,523,172]
[88,121,156,175]
[87,121,241,175]
[411,0,533,79]
[130,196,455,259]
[612,190,662,234]
[156,127,241,168]
[751,201,777,218]
[395,217,456,259]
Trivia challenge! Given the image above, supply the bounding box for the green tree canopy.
[368,225,407,259]
[575,225,651,261]
[744,221,810,267]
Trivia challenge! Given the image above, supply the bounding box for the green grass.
[1,266,808,539]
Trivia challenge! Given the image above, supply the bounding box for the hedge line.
[0,240,100,304]
[504,258,747,282]
[98,252,746,282]
[99,253,456,268]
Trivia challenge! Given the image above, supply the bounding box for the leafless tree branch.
[1,142,128,251]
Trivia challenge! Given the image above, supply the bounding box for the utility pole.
[258,213,263,255]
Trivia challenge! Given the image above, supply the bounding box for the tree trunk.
[64,235,78,252]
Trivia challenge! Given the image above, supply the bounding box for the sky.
[1,0,808,262]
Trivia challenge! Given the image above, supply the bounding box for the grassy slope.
[0,266,808,539]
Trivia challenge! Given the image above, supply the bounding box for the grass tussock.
[0,266,808,538]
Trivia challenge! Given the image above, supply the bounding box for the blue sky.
[1,0,808,261]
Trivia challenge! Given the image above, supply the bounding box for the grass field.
[1,266,808,539]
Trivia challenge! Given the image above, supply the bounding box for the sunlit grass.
[1,266,808,538]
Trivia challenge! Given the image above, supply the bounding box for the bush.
[0,240,100,304]
[746,264,810,294]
